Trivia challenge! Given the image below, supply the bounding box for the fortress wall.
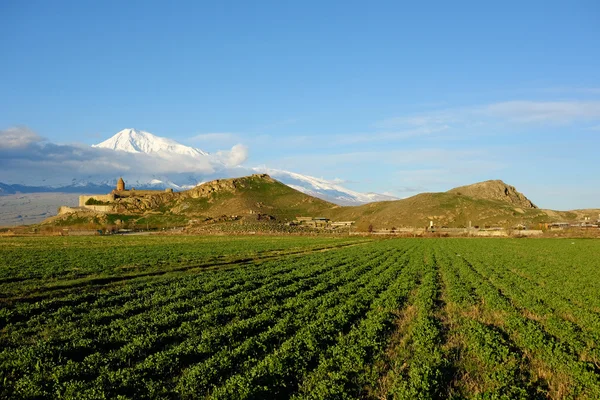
[60,205,112,214]
[79,194,114,207]
[472,230,508,237]
[511,229,544,236]
[83,205,112,213]
[116,190,168,198]
[79,196,92,207]
[58,206,80,215]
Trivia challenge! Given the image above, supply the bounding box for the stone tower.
[116,177,125,191]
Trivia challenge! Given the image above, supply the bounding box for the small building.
[294,216,331,228]
[331,221,355,228]
[548,222,570,230]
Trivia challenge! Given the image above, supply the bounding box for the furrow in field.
[367,244,449,400]
[1,242,409,398]
[290,245,421,399]
[1,244,372,334]
[435,245,542,399]
[129,246,409,396]
[461,252,600,366]
[201,245,413,400]
[0,240,370,299]
[452,250,600,399]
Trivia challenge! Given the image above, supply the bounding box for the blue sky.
[1,1,599,209]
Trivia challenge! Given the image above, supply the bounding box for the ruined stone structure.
[78,178,174,211]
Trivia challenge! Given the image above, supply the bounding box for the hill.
[43,174,337,229]
[447,180,537,209]
[168,174,336,220]
[41,175,597,232]
[326,191,549,230]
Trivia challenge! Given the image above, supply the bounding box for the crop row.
[438,241,600,398]
[2,237,600,398]
[1,241,410,398]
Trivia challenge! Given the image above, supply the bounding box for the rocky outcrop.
[111,192,176,213]
[42,208,108,225]
[97,175,276,214]
[184,174,275,199]
[447,180,537,209]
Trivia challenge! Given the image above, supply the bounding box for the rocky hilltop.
[38,174,598,232]
[106,175,280,214]
[39,174,336,230]
[447,180,537,209]
[183,174,276,199]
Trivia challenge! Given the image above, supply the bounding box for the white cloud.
[270,148,499,173]
[245,99,600,148]
[251,134,312,147]
[189,132,238,145]
[255,118,299,131]
[538,86,600,95]
[0,127,44,149]
[0,127,251,186]
[373,100,600,141]
[333,125,450,145]
[376,112,457,130]
[393,186,427,194]
[481,101,600,124]
[215,144,249,167]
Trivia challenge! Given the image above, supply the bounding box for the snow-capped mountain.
[89,129,396,204]
[93,128,209,158]
[252,167,398,205]
[1,128,397,205]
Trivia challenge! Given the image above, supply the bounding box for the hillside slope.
[170,174,337,220]
[42,175,596,231]
[447,180,537,209]
[85,174,336,222]
[326,191,548,230]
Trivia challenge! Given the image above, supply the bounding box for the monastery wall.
[84,205,112,213]
[78,194,114,207]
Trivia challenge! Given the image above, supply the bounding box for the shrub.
[85,198,110,206]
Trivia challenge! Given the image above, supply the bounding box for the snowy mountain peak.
[92,128,209,157]
[252,167,399,205]
[84,129,397,205]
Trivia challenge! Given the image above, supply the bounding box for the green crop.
[1,236,599,399]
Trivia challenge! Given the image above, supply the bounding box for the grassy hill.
[41,174,338,230]
[40,174,597,232]
[325,192,550,230]
[324,179,548,230]
[153,176,588,230]
[168,174,336,220]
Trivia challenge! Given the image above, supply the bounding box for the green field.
[1,236,600,399]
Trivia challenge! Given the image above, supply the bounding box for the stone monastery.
[79,178,173,209]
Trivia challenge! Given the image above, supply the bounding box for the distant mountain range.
[0,128,397,205]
